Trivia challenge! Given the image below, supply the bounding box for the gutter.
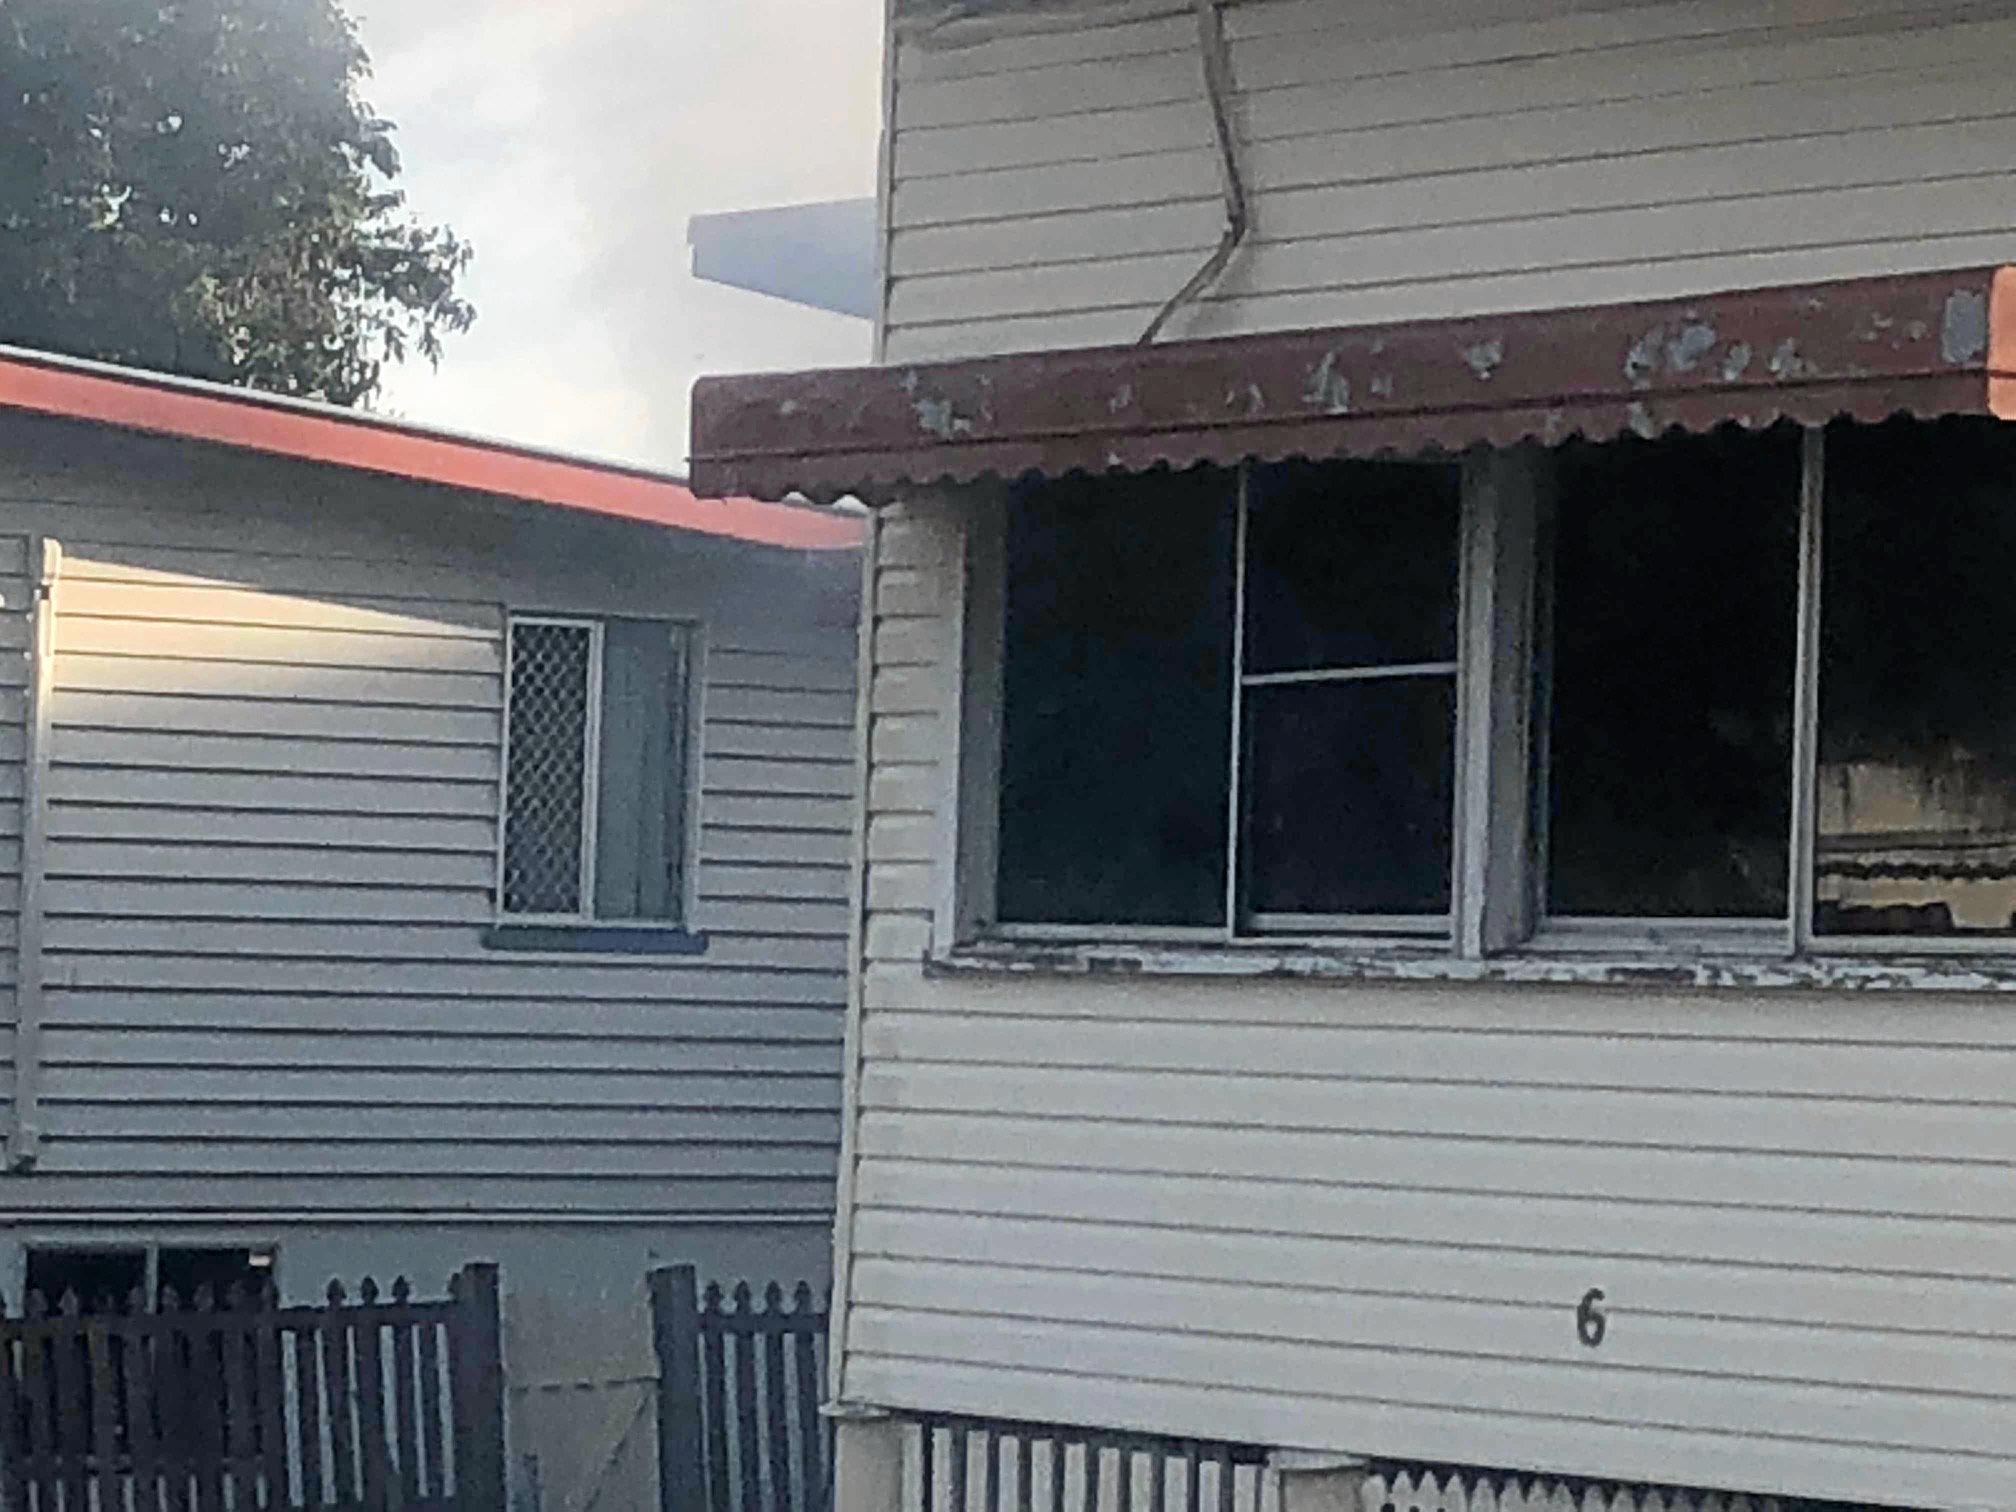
[6,536,59,1173]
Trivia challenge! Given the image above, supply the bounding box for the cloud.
[352,0,880,472]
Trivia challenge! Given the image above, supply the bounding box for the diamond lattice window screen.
[502,619,596,915]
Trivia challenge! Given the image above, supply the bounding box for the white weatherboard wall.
[884,0,2016,360]
[840,500,2016,1510]
[0,414,856,1507]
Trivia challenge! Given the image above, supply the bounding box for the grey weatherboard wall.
[0,409,858,1503]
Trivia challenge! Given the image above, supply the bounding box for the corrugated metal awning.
[690,266,2016,505]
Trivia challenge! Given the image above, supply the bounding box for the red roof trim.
[691,266,2016,503]
[0,348,863,552]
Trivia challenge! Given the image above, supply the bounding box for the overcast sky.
[348,0,882,473]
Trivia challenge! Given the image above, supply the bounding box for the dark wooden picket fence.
[0,1263,505,1512]
[650,1266,830,1512]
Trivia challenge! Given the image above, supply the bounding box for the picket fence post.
[651,1264,708,1512]
[453,1261,507,1510]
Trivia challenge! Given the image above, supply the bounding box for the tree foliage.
[0,0,473,406]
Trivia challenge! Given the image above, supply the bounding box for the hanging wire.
[1140,0,1251,344]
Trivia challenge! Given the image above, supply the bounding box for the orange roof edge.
[0,346,863,552]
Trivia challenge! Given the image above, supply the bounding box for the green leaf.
[0,0,472,406]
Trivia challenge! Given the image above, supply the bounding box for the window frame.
[945,425,2016,969]
[957,457,1511,954]
[1520,427,1815,960]
[495,609,704,932]
[1231,462,1466,940]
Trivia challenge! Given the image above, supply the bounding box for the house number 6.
[1576,1288,1608,1348]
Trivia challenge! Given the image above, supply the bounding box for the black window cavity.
[1540,426,1800,925]
[24,1245,276,1313]
[997,469,1234,928]
[25,1247,146,1316]
[994,457,1461,936]
[1815,417,2016,938]
[500,615,696,924]
[1240,459,1461,927]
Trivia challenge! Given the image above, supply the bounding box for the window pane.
[157,1247,271,1307]
[1244,458,1461,674]
[596,620,689,922]
[1545,426,1799,918]
[998,468,1236,926]
[1242,677,1454,917]
[503,620,594,915]
[1817,417,2016,937]
[27,1249,145,1314]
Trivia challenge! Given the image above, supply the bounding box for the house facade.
[690,2,2016,1509]
[0,350,862,1507]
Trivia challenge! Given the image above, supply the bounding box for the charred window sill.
[928,939,2016,993]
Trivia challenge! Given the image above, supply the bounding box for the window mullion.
[669,624,698,928]
[1456,447,1545,958]
[1454,454,1487,957]
[1789,426,1826,954]
[1223,463,1250,942]
[1243,662,1458,687]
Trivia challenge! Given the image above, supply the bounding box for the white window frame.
[1231,463,1463,942]
[496,611,703,929]
[1519,427,1813,961]
[497,614,605,925]
[945,425,2016,967]
[955,457,1511,953]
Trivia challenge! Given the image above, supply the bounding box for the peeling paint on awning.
[689,267,2016,506]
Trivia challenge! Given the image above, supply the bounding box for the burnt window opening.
[998,467,1236,927]
[1240,459,1461,921]
[1816,416,2016,937]
[980,412,2016,960]
[995,456,1460,931]
[1542,425,1801,920]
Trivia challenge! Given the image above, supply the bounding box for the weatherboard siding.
[884,0,2016,361]
[0,417,854,1226]
[841,499,2016,1507]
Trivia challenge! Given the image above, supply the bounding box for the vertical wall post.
[829,506,884,1411]
[650,1265,706,1512]
[6,535,60,1172]
[453,1262,507,1510]
[831,1410,904,1512]
[1271,1452,1370,1512]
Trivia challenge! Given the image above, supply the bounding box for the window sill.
[482,924,709,956]
[928,937,2016,993]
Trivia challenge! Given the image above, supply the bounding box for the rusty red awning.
[691,266,2016,504]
